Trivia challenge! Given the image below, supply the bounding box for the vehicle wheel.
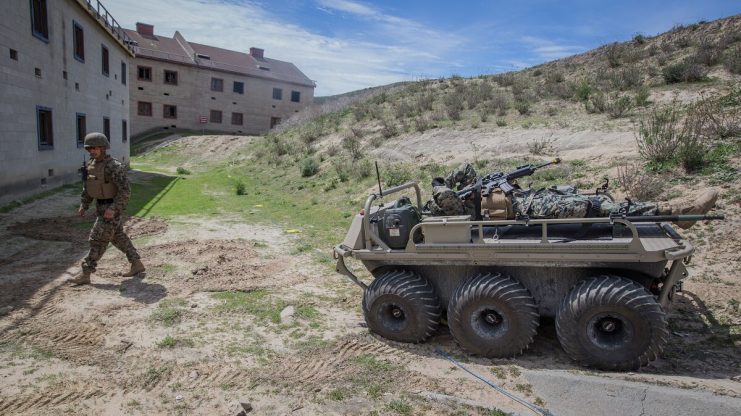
[362,270,441,343]
[556,275,668,371]
[448,273,539,357]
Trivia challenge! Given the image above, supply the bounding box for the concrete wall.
[129,58,314,136]
[0,0,131,206]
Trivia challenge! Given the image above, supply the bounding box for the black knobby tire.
[556,275,669,371]
[448,273,539,358]
[362,270,441,343]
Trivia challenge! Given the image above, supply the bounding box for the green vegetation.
[151,298,188,327]
[156,335,194,348]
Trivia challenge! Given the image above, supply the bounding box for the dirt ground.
[0,133,739,415]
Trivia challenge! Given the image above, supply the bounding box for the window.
[101,45,109,76]
[137,66,151,81]
[137,101,152,116]
[10,49,18,60]
[231,112,243,125]
[73,21,84,62]
[122,120,128,143]
[270,117,281,128]
[272,88,282,100]
[103,117,110,140]
[76,113,86,147]
[121,61,127,85]
[163,105,177,119]
[30,0,49,41]
[291,91,301,103]
[210,110,222,123]
[36,106,53,149]
[164,70,178,85]
[233,81,244,94]
[211,78,223,92]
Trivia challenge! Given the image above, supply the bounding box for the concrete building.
[124,23,315,137]
[0,0,134,206]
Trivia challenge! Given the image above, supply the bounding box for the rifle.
[79,156,88,193]
[458,158,561,199]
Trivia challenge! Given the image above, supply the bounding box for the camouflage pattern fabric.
[429,186,465,215]
[445,163,478,190]
[511,189,658,219]
[80,155,140,273]
[80,155,131,213]
[81,204,140,273]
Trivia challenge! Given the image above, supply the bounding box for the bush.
[632,34,646,45]
[492,94,510,116]
[414,115,431,132]
[527,135,557,155]
[176,167,191,175]
[692,39,721,66]
[662,61,708,83]
[575,80,592,102]
[616,164,664,201]
[545,70,565,84]
[635,105,682,165]
[333,159,351,182]
[585,92,607,113]
[384,163,413,187]
[634,86,651,107]
[496,118,507,127]
[515,100,530,115]
[342,134,363,159]
[380,119,399,138]
[235,181,247,195]
[606,94,633,118]
[724,45,741,74]
[299,157,319,177]
[605,42,624,67]
[355,158,374,179]
[609,66,643,90]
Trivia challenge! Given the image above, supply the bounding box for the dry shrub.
[606,94,633,119]
[380,119,399,138]
[527,135,557,155]
[635,105,682,164]
[617,164,664,201]
[342,134,363,160]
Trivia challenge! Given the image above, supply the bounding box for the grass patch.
[0,341,54,360]
[151,298,188,327]
[156,335,194,348]
[386,399,412,415]
[328,388,346,401]
[211,289,284,324]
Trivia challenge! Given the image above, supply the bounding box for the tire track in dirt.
[276,338,412,385]
[0,386,109,414]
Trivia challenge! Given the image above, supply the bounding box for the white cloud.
[520,36,585,60]
[104,0,468,95]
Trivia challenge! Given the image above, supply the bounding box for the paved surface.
[524,370,741,416]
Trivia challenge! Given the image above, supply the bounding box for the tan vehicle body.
[334,182,694,371]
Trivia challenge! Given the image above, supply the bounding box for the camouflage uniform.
[428,162,658,218]
[80,155,140,274]
[511,188,658,219]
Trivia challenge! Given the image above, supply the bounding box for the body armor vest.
[86,159,117,199]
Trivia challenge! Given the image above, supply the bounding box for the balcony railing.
[82,0,136,55]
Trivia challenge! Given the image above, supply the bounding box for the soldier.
[68,133,145,285]
[427,162,718,229]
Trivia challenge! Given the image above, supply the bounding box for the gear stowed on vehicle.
[333,173,723,371]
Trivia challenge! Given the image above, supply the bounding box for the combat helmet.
[83,132,110,149]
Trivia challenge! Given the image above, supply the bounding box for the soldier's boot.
[122,259,146,277]
[657,189,719,229]
[69,269,91,286]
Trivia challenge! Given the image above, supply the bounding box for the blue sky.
[104,0,739,96]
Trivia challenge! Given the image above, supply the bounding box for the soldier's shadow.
[92,276,167,304]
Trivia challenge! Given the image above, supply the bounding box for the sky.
[103,0,740,96]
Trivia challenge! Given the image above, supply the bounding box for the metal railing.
[83,0,136,54]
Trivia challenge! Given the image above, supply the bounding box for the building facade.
[0,0,134,205]
[125,24,315,137]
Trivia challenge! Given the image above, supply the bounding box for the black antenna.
[375,161,383,197]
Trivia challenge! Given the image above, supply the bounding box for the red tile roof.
[123,28,314,87]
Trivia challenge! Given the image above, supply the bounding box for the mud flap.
[659,260,687,309]
[334,250,367,291]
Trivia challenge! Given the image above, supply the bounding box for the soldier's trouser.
[511,190,658,219]
[81,203,140,273]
